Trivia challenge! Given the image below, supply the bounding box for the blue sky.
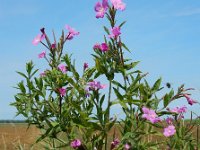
[0,0,200,119]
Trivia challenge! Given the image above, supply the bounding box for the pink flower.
[32,34,45,46]
[58,64,67,73]
[58,88,66,96]
[169,106,187,114]
[166,117,173,125]
[65,25,80,40]
[142,107,161,124]
[124,143,131,150]
[109,26,121,38]
[70,139,81,149]
[38,51,46,58]
[111,0,126,11]
[40,72,46,77]
[111,138,120,149]
[93,43,101,49]
[183,94,197,105]
[93,43,109,52]
[84,62,89,70]
[100,43,109,52]
[94,0,109,18]
[88,81,106,91]
[163,125,176,137]
[51,43,56,49]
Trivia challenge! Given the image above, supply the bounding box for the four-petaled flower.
[111,0,126,11]
[58,64,67,73]
[163,125,176,137]
[183,94,197,105]
[65,25,80,40]
[94,0,109,18]
[109,26,121,39]
[58,88,66,96]
[32,34,45,46]
[142,106,161,123]
[88,81,106,91]
[38,51,46,59]
[70,139,81,149]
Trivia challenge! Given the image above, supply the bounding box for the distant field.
[0,122,199,149]
[0,123,42,150]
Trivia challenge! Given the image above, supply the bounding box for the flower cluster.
[70,139,82,149]
[88,81,106,91]
[58,64,67,73]
[93,43,109,52]
[109,26,121,39]
[142,107,161,123]
[95,0,126,19]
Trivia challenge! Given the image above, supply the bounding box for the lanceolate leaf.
[113,87,123,100]
[152,78,162,92]
[119,21,126,27]
[121,42,131,53]
[103,26,110,35]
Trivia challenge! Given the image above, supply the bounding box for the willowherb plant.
[11,0,199,149]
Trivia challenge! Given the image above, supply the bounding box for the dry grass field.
[0,123,42,150]
[0,123,199,150]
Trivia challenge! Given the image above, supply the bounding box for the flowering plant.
[12,0,199,149]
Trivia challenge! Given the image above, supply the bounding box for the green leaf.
[35,128,52,143]
[163,89,174,108]
[112,80,125,90]
[16,71,27,79]
[26,61,34,76]
[100,95,105,107]
[124,61,140,70]
[30,69,39,78]
[119,21,126,27]
[152,78,162,92]
[17,81,26,93]
[113,87,123,100]
[121,43,131,53]
[103,26,110,35]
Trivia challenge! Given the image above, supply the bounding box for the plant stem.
[197,124,199,150]
[59,96,62,121]
[107,80,112,120]
[105,80,112,150]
